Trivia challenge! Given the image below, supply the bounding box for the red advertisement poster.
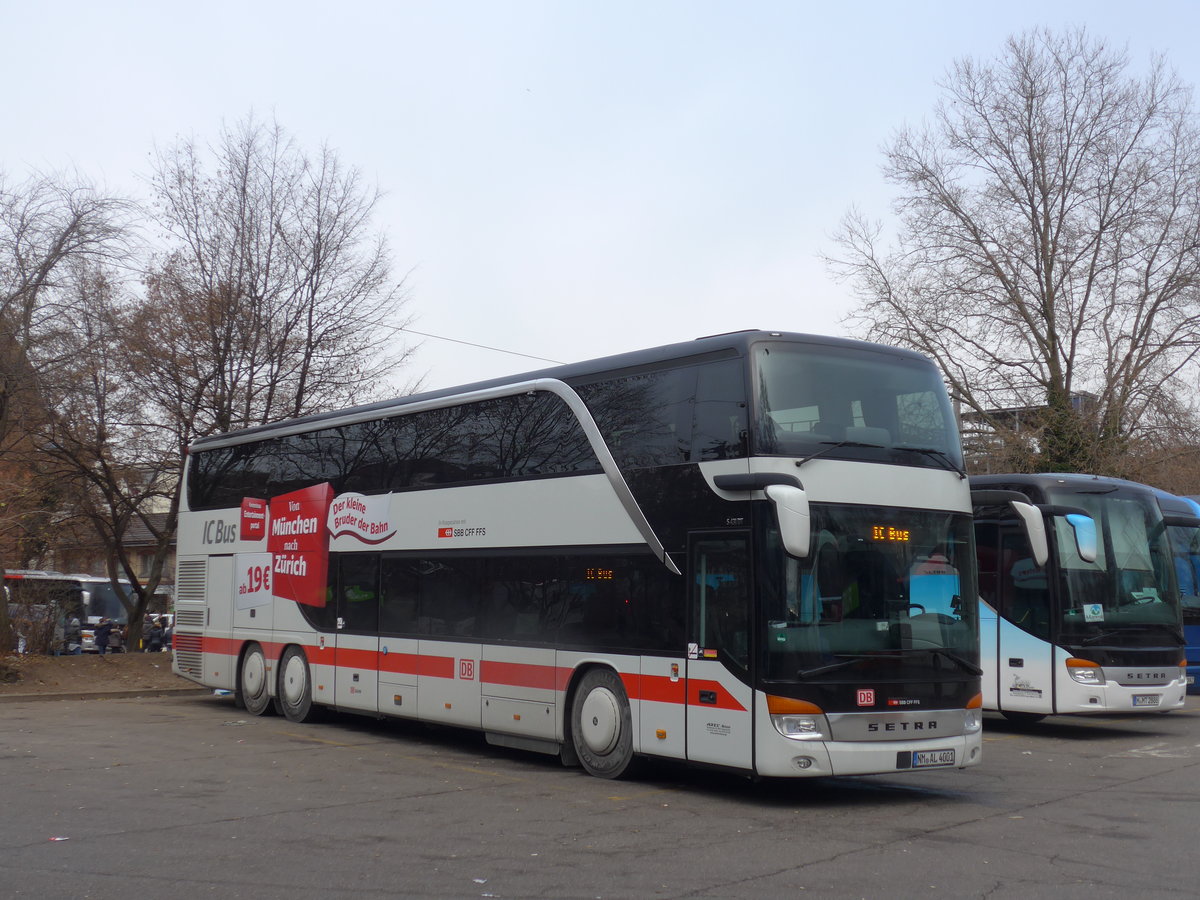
[240,497,268,542]
[268,483,334,607]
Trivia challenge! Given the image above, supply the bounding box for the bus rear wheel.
[571,668,639,779]
[239,643,273,716]
[277,646,318,723]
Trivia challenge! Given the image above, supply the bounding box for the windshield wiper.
[796,440,885,468]
[1080,629,1124,646]
[1083,623,1185,645]
[912,647,983,675]
[799,648,982,679]
[797,654,878,679]
[894,446,966,479]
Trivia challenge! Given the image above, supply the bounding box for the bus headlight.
[964,693,983,734]
[767,695,828,741]
[772,715,828,740]
[1066,658,1104,685]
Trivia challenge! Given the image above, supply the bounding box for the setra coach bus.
[971,474,1189,722]
[173,330,983,779]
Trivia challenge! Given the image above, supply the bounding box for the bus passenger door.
[686,533,754,769]
[332,554,380,714]
[995,528,1055,714]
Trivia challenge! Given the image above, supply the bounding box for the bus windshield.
[83,581,131,623]
[1167,523,1200,622]
[759,506,978,682]
[753,342,964,471]
[1048,488,1180,639]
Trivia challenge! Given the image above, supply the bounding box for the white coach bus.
[174,330,983,779]
[971,474,1189,722]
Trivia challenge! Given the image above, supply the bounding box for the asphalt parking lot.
[3,693,1199,899]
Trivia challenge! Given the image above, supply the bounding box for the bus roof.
[191,329,934,451]
[971,473,1195,514]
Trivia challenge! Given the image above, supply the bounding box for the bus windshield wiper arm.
[1081,624,1185,645]
[796,654,877,678]
[915,647,983,675]
[1081,630,1124,646]
[895,446,966,479]
[796,440,885,468]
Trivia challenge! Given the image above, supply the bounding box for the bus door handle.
[699,690,718,705]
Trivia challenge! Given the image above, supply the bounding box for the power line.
[400,327,565,365]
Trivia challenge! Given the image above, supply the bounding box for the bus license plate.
[911,749,955,768]
[1133,694,1160,708]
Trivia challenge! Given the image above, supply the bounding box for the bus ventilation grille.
[174,608,205,628]
[173,632,203,677]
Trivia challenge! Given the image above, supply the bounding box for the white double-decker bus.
[174,330,982,778]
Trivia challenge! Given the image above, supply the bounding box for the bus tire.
[239,643,273,716]
[277,646,318,723]
[570,668,639,779]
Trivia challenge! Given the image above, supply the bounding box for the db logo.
[459,659,475,681]
[857,689,876,707]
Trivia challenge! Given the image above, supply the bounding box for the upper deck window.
[753,343,963,471]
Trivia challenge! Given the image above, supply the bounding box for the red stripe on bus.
[333,647,378,669]
[199,636,242,657]
[418,655,455,679]
[480,660,558,691]
[378,652,421,676]
[637,674,687,704]
[183,635,740,709]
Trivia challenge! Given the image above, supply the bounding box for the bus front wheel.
[570,668,639,779]
[239,643,273,716]
[277,646,317,723]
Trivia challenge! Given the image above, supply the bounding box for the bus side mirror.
[1065,513,1098,563]
[1010,501,1049,567]
[765,484,811,558]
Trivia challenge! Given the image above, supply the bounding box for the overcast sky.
[5,1,1200,393]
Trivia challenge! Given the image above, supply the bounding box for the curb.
[0,686,211,704]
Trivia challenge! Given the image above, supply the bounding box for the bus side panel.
[378,637,421,718]
[979,601,1000,710]
[1187,622,1200,694]
[308,638,337,708]
[685,658,753,770]
[481,645,557,741]
[334,632,379,714]
[996,618,1054,714]
[418,639,482,729]
[636,654,687,761]
[232,557,273,634]
[204,555,236,691]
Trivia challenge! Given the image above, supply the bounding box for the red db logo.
[856,689,875,707]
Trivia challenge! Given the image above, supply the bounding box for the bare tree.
[30,264,177,645]
[59,115,419,643]
[144,115,414,434]
[827,29,1200,476]
[0,172,130,651]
